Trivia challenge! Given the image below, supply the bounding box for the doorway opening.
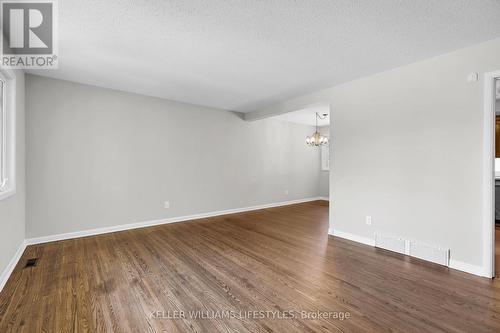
[484,71,500,278]
[269,104,331,205]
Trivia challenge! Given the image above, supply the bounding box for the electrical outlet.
[164,201,170,209]
[284,190,289,195]
[366,216,372,226]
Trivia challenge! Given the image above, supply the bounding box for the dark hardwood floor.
[1,201,500,332]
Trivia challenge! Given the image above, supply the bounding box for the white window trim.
[0,68,16,201]
[321,143,330,171]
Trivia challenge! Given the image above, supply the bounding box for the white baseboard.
[449,259,489,278]
[328,228,375,246]
[318,197,329,201]
[328,228,489,278]
[25,197,324,246]
[0,240,27,292]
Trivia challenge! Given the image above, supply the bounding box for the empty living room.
[1,1,500,332]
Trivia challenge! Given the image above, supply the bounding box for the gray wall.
[0,70,25,275]
[329,39,500,268]
[26,75,321,238]
[251,38,500,268]
[319,126,329,198]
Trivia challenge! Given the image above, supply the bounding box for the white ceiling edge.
[248,38,500,122]
[271,104,329,126]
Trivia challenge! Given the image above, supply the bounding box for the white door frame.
[483,70,500,278]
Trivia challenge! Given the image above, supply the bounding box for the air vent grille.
[374,231,450,267]
[24,258,38,268]
[374,233,406,254]
[409,241,449,266]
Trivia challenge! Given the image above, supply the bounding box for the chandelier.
[305,112,328,146]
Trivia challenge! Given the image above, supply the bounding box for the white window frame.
[0,68,16,201]
[321,143,330,171]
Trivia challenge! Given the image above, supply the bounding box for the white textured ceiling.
[272,105,329,126]
[29,0,500,112]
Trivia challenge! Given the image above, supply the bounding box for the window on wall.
[0,70,15,200]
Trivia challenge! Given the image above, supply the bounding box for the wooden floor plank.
[1,201,499,332]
